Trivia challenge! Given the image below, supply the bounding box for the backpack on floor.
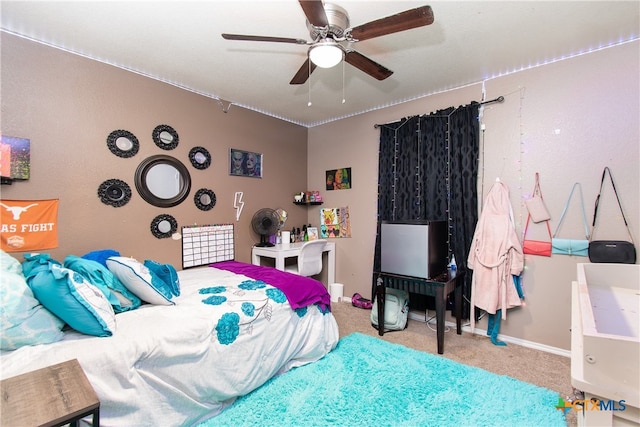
[371,287,409,331]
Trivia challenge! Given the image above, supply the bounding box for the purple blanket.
[211,261,331,311]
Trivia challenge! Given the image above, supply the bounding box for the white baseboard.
[406,311,571,358]
[340,297,569,358]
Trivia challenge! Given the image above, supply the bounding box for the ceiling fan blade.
[344,51,393,81]
[298,0,329,28]
[222,33,308,45]
[349,5,434,41]
[290,58,317,85]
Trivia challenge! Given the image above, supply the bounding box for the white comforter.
[0,266,340,426]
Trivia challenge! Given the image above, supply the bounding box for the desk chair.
[285,240,326,277]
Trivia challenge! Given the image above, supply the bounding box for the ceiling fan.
[221,1,434,85]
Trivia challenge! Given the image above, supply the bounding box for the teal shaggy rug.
[202,333,566,427]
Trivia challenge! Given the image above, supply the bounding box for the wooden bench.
[1,358,100,427]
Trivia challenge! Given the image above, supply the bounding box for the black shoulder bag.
[588,167,636,264]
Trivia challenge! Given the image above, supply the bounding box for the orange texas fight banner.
[0,199,59,252]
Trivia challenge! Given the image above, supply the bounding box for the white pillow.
[106,257,174,305]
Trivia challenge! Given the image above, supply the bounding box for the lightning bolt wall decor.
[234,192,245,221]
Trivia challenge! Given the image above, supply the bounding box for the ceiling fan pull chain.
[308,59,312,107]
[342,60,346,104]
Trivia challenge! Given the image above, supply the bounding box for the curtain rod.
[480,95,504,105]
[373,95,505,129]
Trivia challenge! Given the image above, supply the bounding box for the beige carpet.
[331,301,576,426]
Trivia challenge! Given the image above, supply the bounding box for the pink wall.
[308,41,639,350]
[1,33,309,267]
[2,30,638,350]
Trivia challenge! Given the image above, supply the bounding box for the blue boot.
[489,310,506,346]
[486,312,495,336]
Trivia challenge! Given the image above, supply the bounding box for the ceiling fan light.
[309,41,343,68]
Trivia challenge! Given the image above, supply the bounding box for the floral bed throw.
[0,264,339,426]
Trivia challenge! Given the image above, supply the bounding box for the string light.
[518,87,526,235]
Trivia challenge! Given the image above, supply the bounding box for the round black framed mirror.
[135,155,191,208]
[150,214,178,239]
[98,179,132,207]
[152,124,179,150]
[194,188,216,211]
[189,146,211,170]
[107,130,139,158]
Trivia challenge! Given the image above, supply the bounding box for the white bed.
[0,263,339,426]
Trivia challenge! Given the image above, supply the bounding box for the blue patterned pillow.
[144,259,180,297]
[81,249,121,268]
[64,255,142,312]
[106,257,174,305]
[0,250,64,350]
[24,259,116,337]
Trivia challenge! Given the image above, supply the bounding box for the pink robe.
[467,181,524,331]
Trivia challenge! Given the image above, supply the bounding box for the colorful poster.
[0,199,59,252]
[325,167,351,190]
[0,136,30,180]
[229,148,262,178]
[320,206,351,238]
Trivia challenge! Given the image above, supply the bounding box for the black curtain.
[373,103,480,319]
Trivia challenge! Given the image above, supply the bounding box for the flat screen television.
[380,220,448,280]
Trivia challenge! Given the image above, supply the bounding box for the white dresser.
[571,263,639,426]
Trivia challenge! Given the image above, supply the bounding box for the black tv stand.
[375,270,463,354]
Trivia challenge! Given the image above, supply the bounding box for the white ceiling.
[1,1,638,127]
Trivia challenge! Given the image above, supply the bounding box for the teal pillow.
[0,250,65,350]
[22,252,61,276]
[64,255,142,312]
[24,260,116,337]
[106,257,174,305]
[144,259,180,297]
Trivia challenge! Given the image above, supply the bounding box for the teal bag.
[552,183,590,257]
[551,238,589,257]
[371,287,409,331]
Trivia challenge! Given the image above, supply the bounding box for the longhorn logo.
[0,202,39,220]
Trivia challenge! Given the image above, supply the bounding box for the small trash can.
[329,283,344,303]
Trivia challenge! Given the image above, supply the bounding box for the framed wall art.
[229,148,262,178]
[320,206,351,238]
[1,135,30,181]
[326,167,351,190]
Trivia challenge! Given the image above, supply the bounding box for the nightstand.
[1,358,100,427]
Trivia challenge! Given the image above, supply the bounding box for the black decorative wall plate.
[194,188,216,211]
[189,146,211,170]
[107,130,139,158]
[98,179,132,207]
[152,124,179,150]
[150,214,178,239]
